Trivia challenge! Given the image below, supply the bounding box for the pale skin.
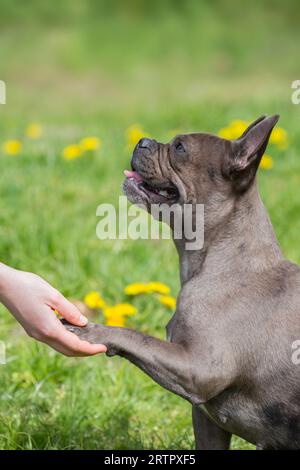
[0,262,107,356]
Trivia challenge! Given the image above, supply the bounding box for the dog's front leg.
[62,321,202,404]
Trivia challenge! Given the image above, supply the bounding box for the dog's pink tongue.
[124,170,143,183]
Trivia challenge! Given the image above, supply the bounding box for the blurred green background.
[0,0,299,450]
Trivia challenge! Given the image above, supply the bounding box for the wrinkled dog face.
[123,115,279,216]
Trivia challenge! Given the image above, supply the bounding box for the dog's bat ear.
[223,115,279,191]
[231,115,279,172]
[238,115,267,138]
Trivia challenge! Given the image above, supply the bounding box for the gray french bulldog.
[63,115,300,450]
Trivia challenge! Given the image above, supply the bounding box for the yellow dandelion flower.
[80,136,101,152]
[115,303,137,316]
[103,303,137,328]
[126,124,148,149]
[62,144,82,160]
[218,120,249,140]
[218,127,235,139]
[158,295,176,310]
[260,154,274,170]
[124,282,150,295]
[105,314,126,327]
[3,140,22,155]
[104,303,137,318]
[146,282,170,295]
[124,281,170,295]
[26,123,43,139]
[84,291,106,309]
[229,120,249,135]
[269,127,288,150]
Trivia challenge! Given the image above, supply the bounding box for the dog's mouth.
[123,170,179,204]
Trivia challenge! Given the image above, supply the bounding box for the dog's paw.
[61,319,105,344]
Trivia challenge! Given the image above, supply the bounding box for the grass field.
[0,0,300,450]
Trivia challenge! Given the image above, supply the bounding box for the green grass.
[0,0,300,450]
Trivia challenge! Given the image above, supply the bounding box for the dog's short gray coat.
[64,115,300,449]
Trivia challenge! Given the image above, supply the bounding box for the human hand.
[0,263,107,356]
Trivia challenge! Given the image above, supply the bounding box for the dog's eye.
[175,142,185,154]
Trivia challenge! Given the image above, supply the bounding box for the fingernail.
[79,314,88,325]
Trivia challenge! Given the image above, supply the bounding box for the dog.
[63,115,300,449]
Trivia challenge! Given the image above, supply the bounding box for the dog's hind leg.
[192,405,231,450]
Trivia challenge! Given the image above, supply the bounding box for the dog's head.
[123,115,279,217]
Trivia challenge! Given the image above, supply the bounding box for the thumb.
[50,294,88,326]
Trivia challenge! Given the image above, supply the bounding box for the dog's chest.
[199,394,261,445]
[199,392,300,449]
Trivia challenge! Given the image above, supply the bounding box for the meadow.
[0,0,300,450]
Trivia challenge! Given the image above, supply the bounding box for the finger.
[49,294,88,326]
[43,340,76,356]
[48,338,107,356]
[54,324,107,356]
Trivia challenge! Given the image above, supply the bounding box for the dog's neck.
[174,181,283,285]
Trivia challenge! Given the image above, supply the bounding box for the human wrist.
[0,263,15,298]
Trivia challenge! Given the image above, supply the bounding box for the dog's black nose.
[137,138,152,149]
